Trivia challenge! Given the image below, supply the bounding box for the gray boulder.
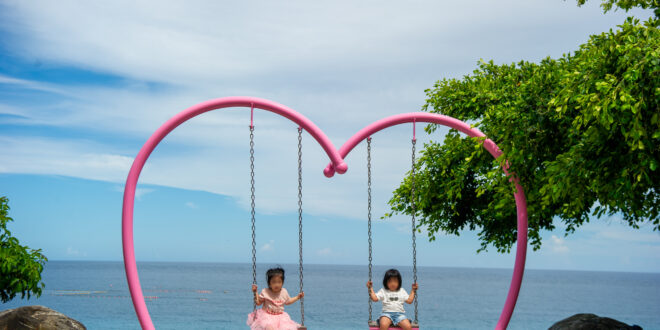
[0,305,85,330]
[549,313,642,330]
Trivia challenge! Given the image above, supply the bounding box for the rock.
[0,305,86,330]
[549,313,642,330]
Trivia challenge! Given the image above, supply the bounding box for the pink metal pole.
[324,112,503,176]
[413,118,416,141]
[122,97,347,330]
[325,112,528,329]
[250,102,254,128]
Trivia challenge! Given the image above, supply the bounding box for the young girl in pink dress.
[247,267,304,330]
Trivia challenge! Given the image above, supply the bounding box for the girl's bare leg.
[379,316,392,330]
[398,319,412,330]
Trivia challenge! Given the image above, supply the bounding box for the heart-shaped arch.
[122,96,527,330]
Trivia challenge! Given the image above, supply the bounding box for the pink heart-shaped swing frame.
[122,96,528,330]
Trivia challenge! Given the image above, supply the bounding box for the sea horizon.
[45,259,660,275]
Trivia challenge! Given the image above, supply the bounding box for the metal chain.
[250,126,257,316]
[411,138,418,324]
[367,137,373,322]
[297,127,305,327]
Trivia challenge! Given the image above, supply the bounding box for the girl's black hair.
[383,268,402,290]
[266,267,285,287]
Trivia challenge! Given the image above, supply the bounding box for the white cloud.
[551,235,569,254]
[260,240,275,252]
[185,202,199,209]
[0,1,479,85]
[0,73,71,96]
[0,0,653,223]
[317,248,333,256]
[112,185,154,200]
[2,0,649,88]
[135,188,155,200]
[0,88,431,220]
[0,136,133,182]
[66,246,87,257]
[396,225,411,234]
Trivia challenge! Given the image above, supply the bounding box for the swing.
[366,135,420,330]
[248,114,307,330]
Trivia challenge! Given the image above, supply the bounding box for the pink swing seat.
[368,320,420,330]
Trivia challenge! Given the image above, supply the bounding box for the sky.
[0,0,658,273]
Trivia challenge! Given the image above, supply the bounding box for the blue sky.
[0,1,658,273]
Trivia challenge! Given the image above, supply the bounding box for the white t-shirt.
[376,288,409,313]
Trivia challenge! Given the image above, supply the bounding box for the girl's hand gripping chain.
[252,284,262,305]
[406,283,419,304]
[366,281,379,302]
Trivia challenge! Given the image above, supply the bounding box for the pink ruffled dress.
[247,288,300,330]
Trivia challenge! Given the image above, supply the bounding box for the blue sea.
[1,261,659,329]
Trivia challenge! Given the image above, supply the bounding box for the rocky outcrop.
[549,313,642,330]
[0,305,85,330]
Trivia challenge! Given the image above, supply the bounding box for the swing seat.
[368,320,419,330]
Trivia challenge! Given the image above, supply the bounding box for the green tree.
[578,0,660,17]
[386,1,659,252]
[0,196,47,303]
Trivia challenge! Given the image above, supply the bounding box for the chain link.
[411,138,418,324]
[367,137,373,322]
[250,126,257,316]
[297,128,305,327]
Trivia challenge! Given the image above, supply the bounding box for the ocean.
[1,261,658,329]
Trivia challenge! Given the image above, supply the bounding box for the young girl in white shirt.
[367,268,419,330]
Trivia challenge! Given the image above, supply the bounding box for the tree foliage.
[0,196,47,303]
[386,1,659,252]
[576,0,660,17]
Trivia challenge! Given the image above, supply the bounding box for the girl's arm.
[405,283,418,304]
[366,281,379,302]
[252,284,263,306]
[286,291,304,305]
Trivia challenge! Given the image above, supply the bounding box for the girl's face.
[386,277,400,291]
[268,275,283,293]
